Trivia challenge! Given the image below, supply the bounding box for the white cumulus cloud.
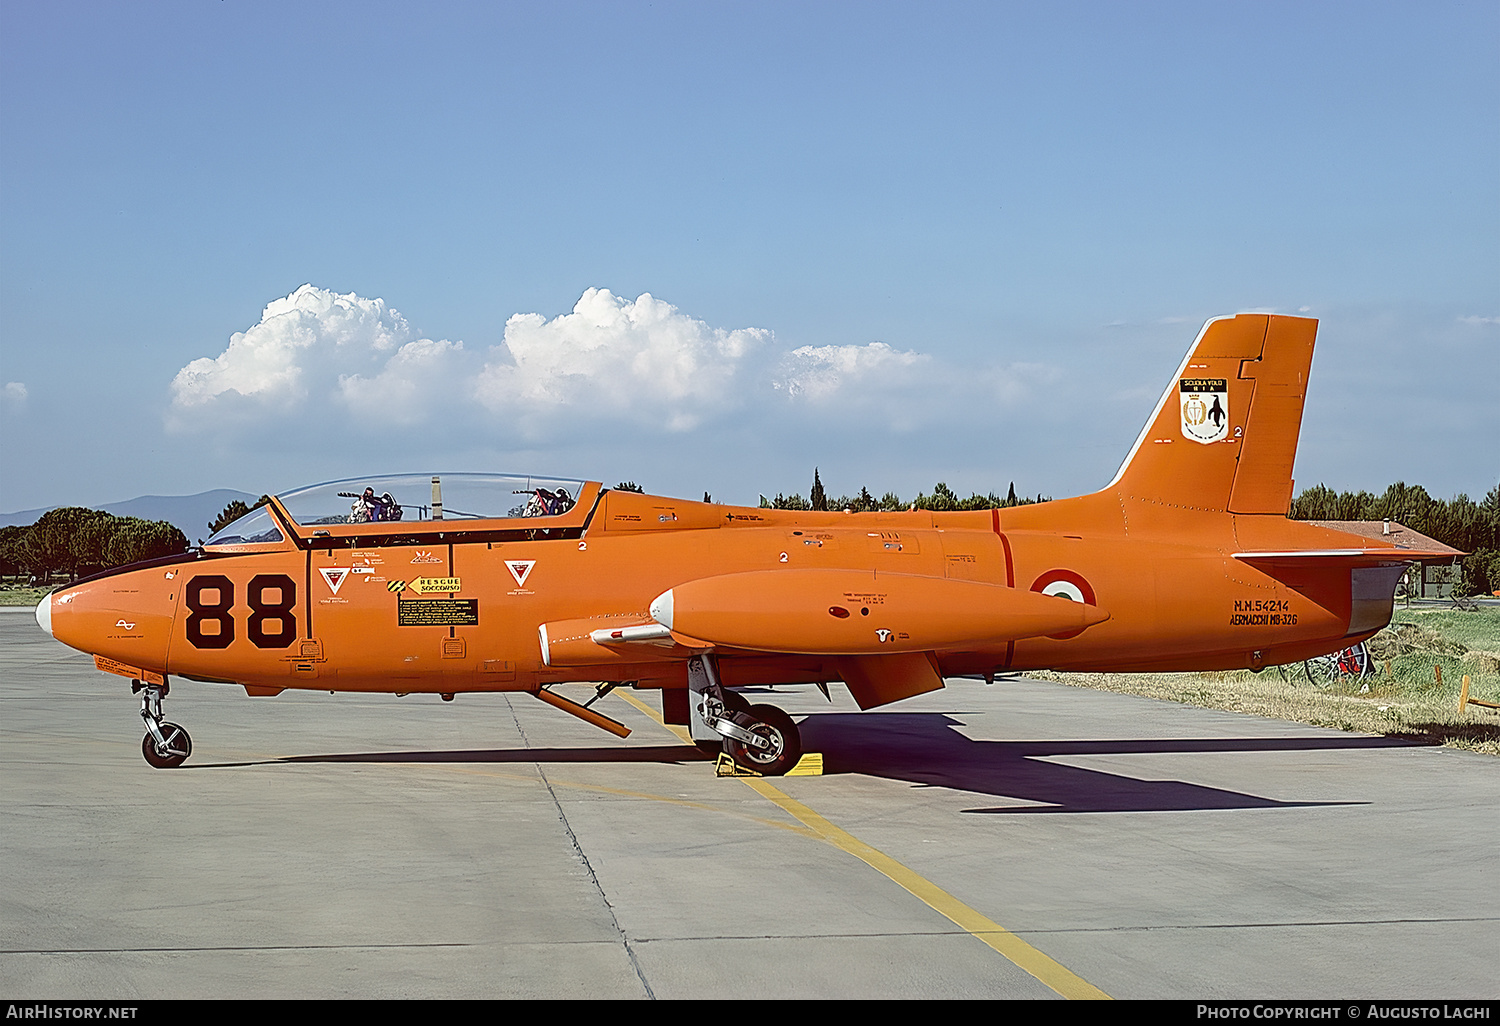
[987,361,1064,404]
[2,381,26,412]
[167,283,975,448]
[776,342,928,400]
[170,284,427,412]
[474,288,772,432]
[338,338,467,425]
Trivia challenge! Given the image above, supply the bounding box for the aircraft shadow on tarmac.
[797,712,1415,814]
[273,744,712,766]
[198,709,1427,816]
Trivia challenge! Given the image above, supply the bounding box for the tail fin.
[1107,314,1316,515]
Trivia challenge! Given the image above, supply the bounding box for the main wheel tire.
[142,722,192,769]
[724,704,801,776]
[1304,643,1372,687]
[1304,654,1339,686]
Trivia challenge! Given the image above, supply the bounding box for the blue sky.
[2,1,1495,513]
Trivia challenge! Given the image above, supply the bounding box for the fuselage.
[38,480,1389,700]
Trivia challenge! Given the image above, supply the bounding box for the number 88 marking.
[184,574,297,649]
[185,575,235,649]
[248,574,297,648]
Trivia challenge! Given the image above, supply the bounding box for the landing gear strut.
[687,654,802,776]
[133,679,191,769]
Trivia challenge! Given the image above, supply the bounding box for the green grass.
[1038,608,1500,756]
[0,585,51,607]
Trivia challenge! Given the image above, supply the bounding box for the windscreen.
[205,505,284,546]
[275,474,586,527]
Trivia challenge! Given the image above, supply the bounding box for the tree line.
[759,469,1048,513]
[208,496,271,536]
[1,496,275,585]
[1289,481,1500,594]
[0,509,188,583]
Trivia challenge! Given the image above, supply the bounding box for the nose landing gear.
[133,680,192,769]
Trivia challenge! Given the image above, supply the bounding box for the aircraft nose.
[35,592,53,637]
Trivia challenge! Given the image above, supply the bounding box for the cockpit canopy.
[205,473,587,546]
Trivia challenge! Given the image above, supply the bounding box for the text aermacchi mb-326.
[36,314,1450,773]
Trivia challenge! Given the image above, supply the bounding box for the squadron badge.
[1179,378,1228,444]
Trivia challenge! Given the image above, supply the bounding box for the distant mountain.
[0,490,261,541]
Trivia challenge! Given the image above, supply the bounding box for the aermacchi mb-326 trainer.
[36,314,1450,773]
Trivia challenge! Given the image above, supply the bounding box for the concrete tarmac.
[2,609,1496,999]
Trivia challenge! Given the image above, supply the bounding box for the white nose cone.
[35,592,52,637]
[649,589,674,631]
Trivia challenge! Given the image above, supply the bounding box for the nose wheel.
[134,680,192,769]
[142,722,192,769]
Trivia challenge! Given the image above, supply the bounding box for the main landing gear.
[688,654,802,776]
[133,679,192,769]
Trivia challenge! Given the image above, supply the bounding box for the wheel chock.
[715,752,756,776]
[786,753,823,775]
[715,752,823,777]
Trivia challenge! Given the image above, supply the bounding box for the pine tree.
[210,500,251,535]
[810,468,827,512]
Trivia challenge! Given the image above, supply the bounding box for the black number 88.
[184,574,297,650]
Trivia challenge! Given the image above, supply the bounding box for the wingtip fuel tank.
[650,569,1110,655]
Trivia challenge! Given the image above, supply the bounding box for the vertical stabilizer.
[1107,314,1316,514]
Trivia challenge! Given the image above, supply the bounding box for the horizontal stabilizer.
[1234,549,1456,569]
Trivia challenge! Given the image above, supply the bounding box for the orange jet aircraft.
[36,314,1447,773]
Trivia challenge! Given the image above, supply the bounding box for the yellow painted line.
[743,777,1109,999]
[616,689,1111,1000]
[617,690,694,744]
